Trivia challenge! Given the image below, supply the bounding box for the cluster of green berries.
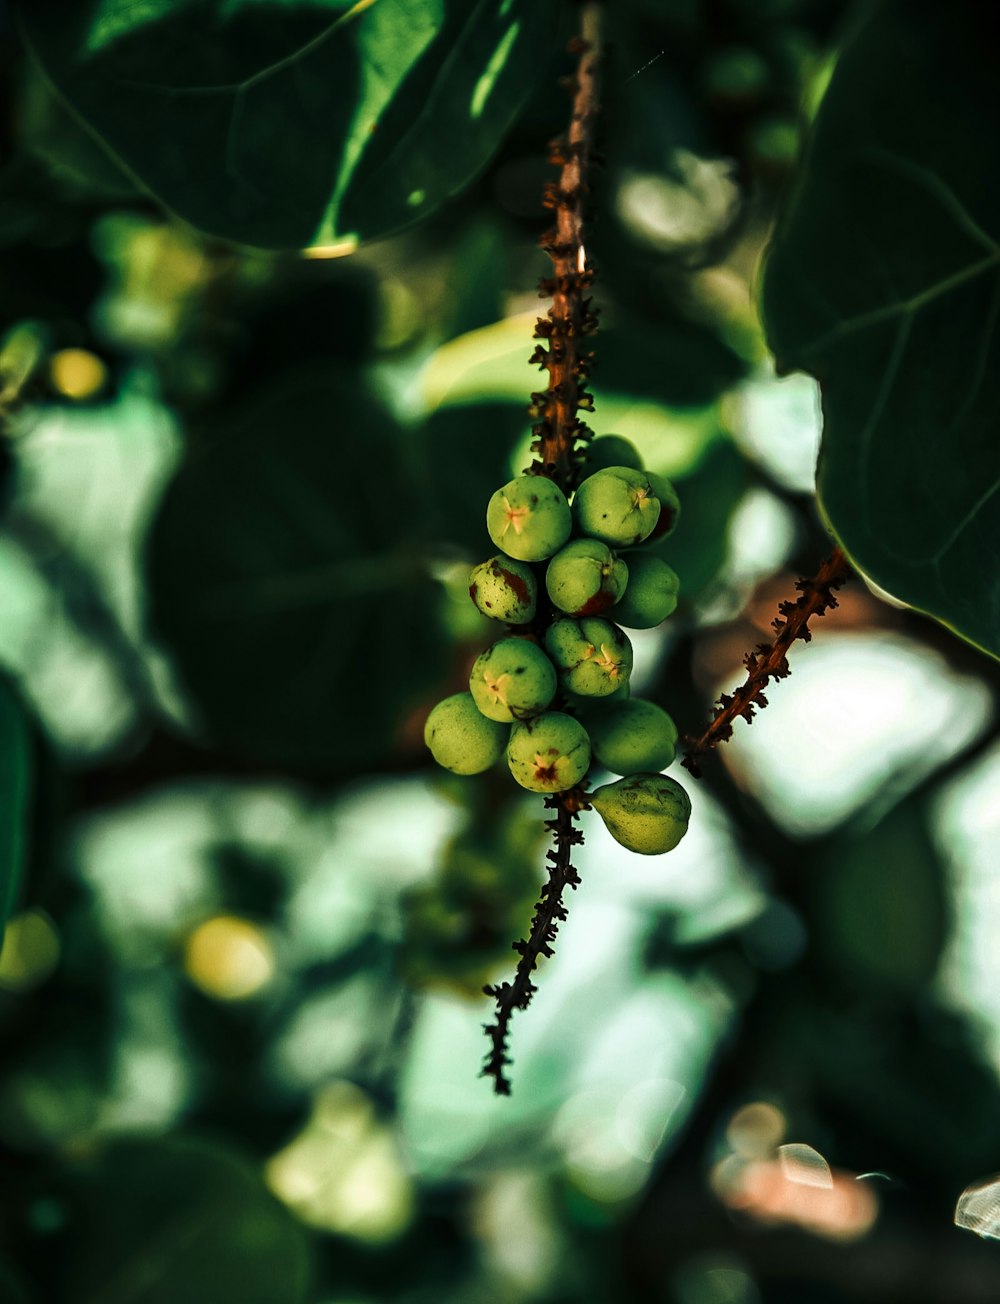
[424,436,691,856]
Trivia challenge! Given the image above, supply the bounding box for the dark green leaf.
[0,678,32,931]
[814,797,948,995]
[418,402,528,553]
[762,0,1000,658]
[598,318,748,409]
[0,1261,33,1304]
[16,0,559,250]
[60,1137,311,1303]
[147,369,447,770]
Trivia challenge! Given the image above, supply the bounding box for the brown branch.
[682,548,851,778]
[528,1,602,493]
[481,789,587,1094]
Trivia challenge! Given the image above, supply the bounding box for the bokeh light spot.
[49,348,108,401]
[0,911,61,992]
[184,915,275,1001]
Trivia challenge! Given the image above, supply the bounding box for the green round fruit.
[580,435,644,475]
[612,554,680,628]
[486,476,571,562]
[587,699,678,775]
[424,693,508,775]
[469,556,537,624]
[545,617,633,697]
[469,637,557,723]
[645,471,681,542]
[573,466,661,546]
[507,711,591,793]
[590,773,691,854]
[545,538,628,616]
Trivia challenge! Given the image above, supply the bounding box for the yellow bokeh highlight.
[0,910,61,992]
[49,348,109,401]
[266,1080,413,1242]
[184,915,275,1001]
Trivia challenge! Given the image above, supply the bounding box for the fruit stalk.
[528,0,602,491]
[482,791,586,1095]
[682,547,850,777]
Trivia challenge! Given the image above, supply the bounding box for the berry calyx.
[486,476,572,562]
[469,637,557,723]
[506,711,591,793]
[545,617,633,697]
[573,466,662,547]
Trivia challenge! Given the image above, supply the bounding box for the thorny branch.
[482,792,587,1095]
[527,1,602,492]
[682,548,851,777]
[482,3,603,1095]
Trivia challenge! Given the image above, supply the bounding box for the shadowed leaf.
[763,0,1000,658]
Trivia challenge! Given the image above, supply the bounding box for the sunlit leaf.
[763,0,1000,658]
[0,678,32,932]
[15,0,559,250]
[146,368,447,770]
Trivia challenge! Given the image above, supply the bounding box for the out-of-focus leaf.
[147,369,447,770]
[814,796,948,994]
[59,1137,310,1303]
[597,319,748,409]
[0,678,32,931]
[422,312,746,413]
[762,0,1000,658]
[0,1261,32,1304]
[16,0,559,250]
[418,402,528,552]
[650,435,747,598]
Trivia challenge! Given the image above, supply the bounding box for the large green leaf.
[58,1138,311,1303]
[147,369,447,770]
[0,678,32,931]
[762,0,1000,659]
[15,0,558,250]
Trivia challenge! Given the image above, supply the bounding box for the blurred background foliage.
[1,0,1000,1300]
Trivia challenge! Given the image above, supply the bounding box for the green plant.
[0,17,997,1296]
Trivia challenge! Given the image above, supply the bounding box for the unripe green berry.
[469,637,557,723]
[573,466,661,546]
[507,711,591,793]
[545,617,633,697]
[424,693,508,775]
[469,556,537,624]
[590,773,691,854]
[612,554,680,628]
[644,471,681,542]
[545,538,629,616]
[580,435,644,475]
[486,476,571,562]
[586,699,678,775]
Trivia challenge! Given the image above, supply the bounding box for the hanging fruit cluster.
[425,435,692,856]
